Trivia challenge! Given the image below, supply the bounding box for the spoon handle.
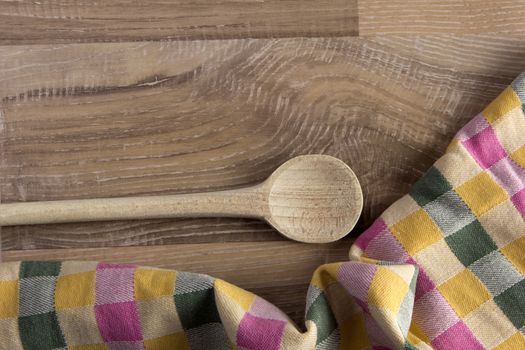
[0,186,267,226]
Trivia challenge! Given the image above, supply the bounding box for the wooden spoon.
[0,155,363,243]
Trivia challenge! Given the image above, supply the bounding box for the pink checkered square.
[365,229,410,262]
[96,264,135,305]
[431,321,483,350]
[490,157,525,196]
[456,113,490,141]
[462,125,507,169]
[511,188,525,218]
[413,289,459,340]
[237,313,286,350]
[337,262,378,304]
[354,218,387,251]
[249,297,289,322]
[95,301,143,342]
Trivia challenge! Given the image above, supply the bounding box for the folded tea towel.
[2,72,525,350]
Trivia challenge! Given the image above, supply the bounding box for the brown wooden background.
[2,0,525,325]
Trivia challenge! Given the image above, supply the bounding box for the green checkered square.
[19,312,66,350]
[18,261,65,350]
[174,272,221,330]
[175,288,222,330]
[444,220,498,267]
[20,261,61,278]
[410,166,453,207]
[306,291,337,345]
[495,279,525,329]
[185,323,230,350]
[470,251,524,297]
[423,191,475,237]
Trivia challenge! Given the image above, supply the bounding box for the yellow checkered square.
[144,333,190,350]
[55,271,95,309]
[57,306,103,346]
[0,280,18,319]
[494,332,525,350]
[511,144,525,169]
[479,200,525,248]
[415,240,464,286]
[384,264,416,285]
[501,236,525,276]
[482,86,521,124]
[464,300,516,349]
[135,268,176,301]
[407,322,430,346]
[455,172,508,217]
[494,108,525,154]
[368,267,409,313]
[438,269,490,318]
[215,279,256,311]
[391,209,443,255]
[281,322,317,350]
[138,297,183,340]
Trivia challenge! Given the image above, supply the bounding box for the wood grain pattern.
[0,0,358,44]
[359,1,525,35]
[2,0,525,45]
[2,36,525,250]
[1,240,352,325]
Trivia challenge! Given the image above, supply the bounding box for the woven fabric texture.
[2,72,525,349]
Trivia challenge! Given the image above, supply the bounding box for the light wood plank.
[2,36,525,249]
[359,0,525,35]
[1,240,352,324]
[0,0,358,45]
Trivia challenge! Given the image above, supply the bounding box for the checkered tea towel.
[2,72,525,350]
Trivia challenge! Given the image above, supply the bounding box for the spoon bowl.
[263,155,363,243]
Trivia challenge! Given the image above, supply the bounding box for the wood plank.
[0,219,277,249]
[2,36,525,250]
[0,0,358,45]
[1,240,352,325]
[359,0,525,35]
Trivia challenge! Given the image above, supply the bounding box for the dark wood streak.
[0,0,358,45]
[2,70,202,104]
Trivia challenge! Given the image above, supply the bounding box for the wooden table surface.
[2,0,525,325]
